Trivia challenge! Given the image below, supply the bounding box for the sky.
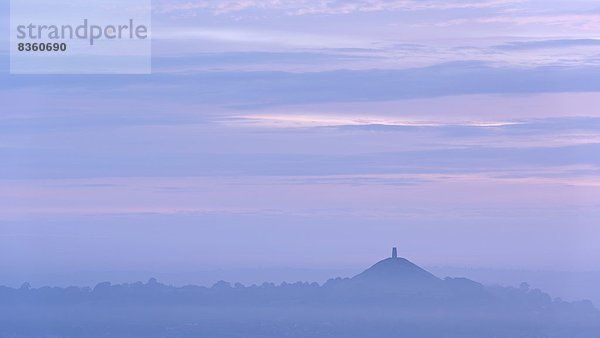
[1,0,600,289]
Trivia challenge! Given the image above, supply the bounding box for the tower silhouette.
[392,247,397,259]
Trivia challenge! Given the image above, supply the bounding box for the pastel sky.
[1,0,600,284]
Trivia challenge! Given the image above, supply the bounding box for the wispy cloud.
[494,39,600,51]
[430,13,600,31]
[3,167,600,220]
[234,114,520,128]
[156,0,522,16]
[153,27,364,48]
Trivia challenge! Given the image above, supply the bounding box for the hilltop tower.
[392,247,397,259]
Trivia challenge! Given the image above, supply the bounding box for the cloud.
[153,27,364,49]
[431,13,600,30]
[235,114,520,128]
[2,167,600,223]
[151,51,381,72]
[155,0,522,16]
[4,62,600,106]
[494,39,600,51]
[3,131,600,179]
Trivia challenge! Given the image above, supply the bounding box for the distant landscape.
[5,266,599,307]
[2,250,598,338]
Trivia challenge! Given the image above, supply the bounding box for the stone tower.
[392,247,398,259]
